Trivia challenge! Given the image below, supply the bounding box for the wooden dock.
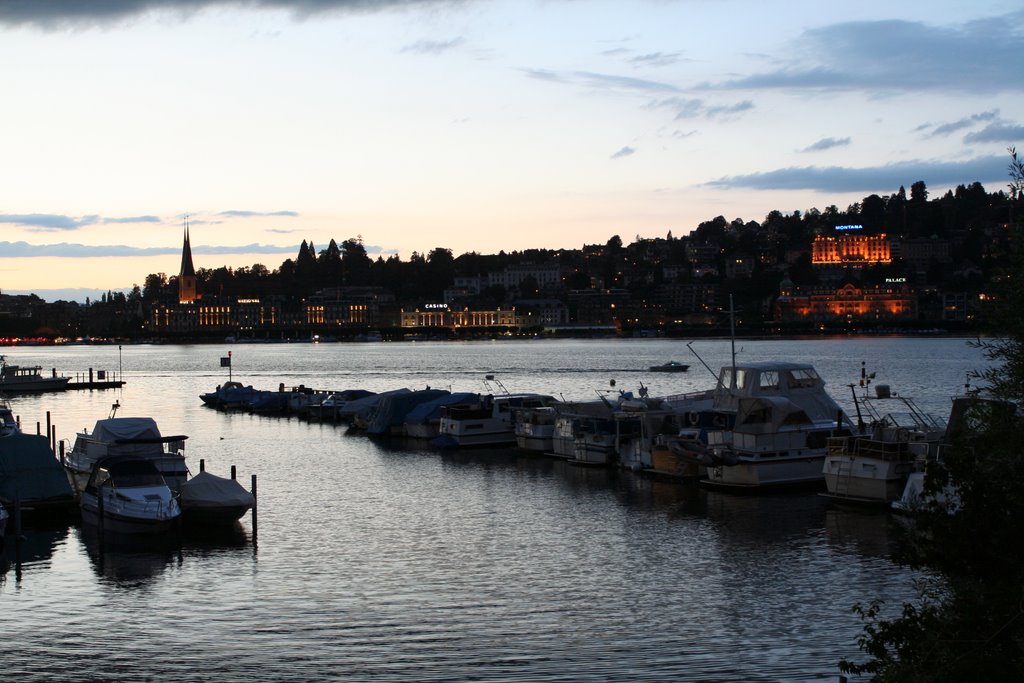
[66,368,125,391]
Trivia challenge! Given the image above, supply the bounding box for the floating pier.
[66,368,125,390]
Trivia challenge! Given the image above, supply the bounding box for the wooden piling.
[59,440,65,466]
[231,465,237,480]
[199,458,205,473]
[251,474,258,537]
[46,411,51,446]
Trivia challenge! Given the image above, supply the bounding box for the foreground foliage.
[839,149,1024,681]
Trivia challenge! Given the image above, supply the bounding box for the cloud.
[800,137,851,153]
[705,155,1008,193]
[705,14,1024,95]
[217,210,300,218]
[0,214,101,230]
[963,121,1024,144]
[926,111,999,137]
[629,52,685,68]
[610,146,635,160]
[102,215,162,224]
[401,37,465,55]
[0,0,466,28]
[647,97,753,121]
[574,71,680,94]
[0,240,300,257]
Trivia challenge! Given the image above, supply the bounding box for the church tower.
[178,218,199,304]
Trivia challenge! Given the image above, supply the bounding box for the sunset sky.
[1,0,1021,302]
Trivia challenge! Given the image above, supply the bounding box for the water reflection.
[2,526,70,583]
[78,522,252,586]
[824,505,902,559]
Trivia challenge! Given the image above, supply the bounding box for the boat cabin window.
[781,409,812,426]
[741,406,772,425]
[789,369,820,389]
[718,368,747,391]
[759,371,779,390]
[91,467,111,488]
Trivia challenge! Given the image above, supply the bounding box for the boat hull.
[704,454,826,489]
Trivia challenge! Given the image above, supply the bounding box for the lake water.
[0,337,990,681]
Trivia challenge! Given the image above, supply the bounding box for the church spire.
[180,218,196,277]
[178,216,199,304]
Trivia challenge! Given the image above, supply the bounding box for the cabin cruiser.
[65,414,189,493]
[0,355,70,393]
[822,384,946,505]
[432,393,559,448]
[690,361,854,489]
[79,455,181,535]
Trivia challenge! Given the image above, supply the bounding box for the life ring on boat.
[687,411,700,426]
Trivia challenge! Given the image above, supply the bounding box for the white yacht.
[698,361,855,489]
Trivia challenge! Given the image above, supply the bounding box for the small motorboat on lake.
[79,455,181,535]
[649,360,690,373]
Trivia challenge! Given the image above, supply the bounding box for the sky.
[1,0,1022,302]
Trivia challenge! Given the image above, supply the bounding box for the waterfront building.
[774,277,917,323]
[400,306,517,329]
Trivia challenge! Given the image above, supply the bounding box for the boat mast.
[729,294,737,390]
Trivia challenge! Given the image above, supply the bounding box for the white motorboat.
[698,361,855,489]
[433,393,559,448]
[0,355,70,393]
[79,455,182,535]
[65,414,189,493]
[822,385,946,505]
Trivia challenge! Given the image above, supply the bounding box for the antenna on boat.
[109,400,120,419]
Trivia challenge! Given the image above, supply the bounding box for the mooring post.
[251,473,258,537]
[89,368,94,384]
[231,465,237,481]
[199,458,205,473]
[59,440,65,465]
[36,421,41,436]
[13,497,22,538]
[46,411,51,445]
[51,425,57,455]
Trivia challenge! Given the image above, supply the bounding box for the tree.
[840,150,1024,681]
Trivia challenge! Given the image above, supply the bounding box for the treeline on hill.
[131,179,1014,308]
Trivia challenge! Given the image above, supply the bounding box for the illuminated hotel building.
[812,231,892,267]
[775,278,917,322]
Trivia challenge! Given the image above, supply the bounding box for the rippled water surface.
[0,337,989,681]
